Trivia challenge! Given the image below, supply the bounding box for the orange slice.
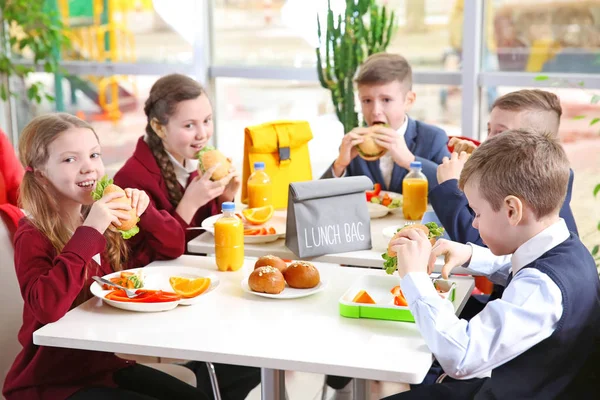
[169,276,211,298]
[242,205,274,225]
[352,290,376,304]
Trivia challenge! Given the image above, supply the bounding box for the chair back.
[0,205,24,391]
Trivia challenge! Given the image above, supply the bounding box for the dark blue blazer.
[429,169,578,246]
[321,117,450,192]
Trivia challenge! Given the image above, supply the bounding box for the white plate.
[241,278,328,299]
[367,202,389,219]
[201,210,286,244]
[367,191,403,215]
[90,266,220,312]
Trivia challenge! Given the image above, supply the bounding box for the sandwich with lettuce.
[382,222,445,274]
[91,176,140,239]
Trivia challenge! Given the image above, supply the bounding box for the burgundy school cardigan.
[114,137,220,243]
[3,203,185,400]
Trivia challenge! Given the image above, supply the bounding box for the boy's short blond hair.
[459,129,570,219]
[355,52,412,91]
[492,89,562,136]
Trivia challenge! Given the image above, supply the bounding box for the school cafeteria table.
[34,255,474,400]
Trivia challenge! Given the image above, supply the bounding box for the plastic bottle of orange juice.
[402,161,428,220]
[247,162,272,208]
[214,202,244,271]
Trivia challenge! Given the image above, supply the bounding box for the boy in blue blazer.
[321,53,450,193]
[431,89,578,247]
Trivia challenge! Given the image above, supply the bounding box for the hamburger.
[355,123,388,161]
[197,146,231,181]
[381,222,444,274]
[91,176,140,239]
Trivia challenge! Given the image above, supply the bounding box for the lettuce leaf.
[91,175,113,201]
[119,223,140,240]
[196,145,215,173]
[126,271,144,288]
[382,252,398,275]
[424,222,445,239]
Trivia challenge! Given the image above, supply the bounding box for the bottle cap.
[410,161,422,169]
[254,161,265,170]
[221,202,235,212]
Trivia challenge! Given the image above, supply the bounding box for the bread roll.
[283,261,320,289]
[248,266,285,294]
[254,255,287,273]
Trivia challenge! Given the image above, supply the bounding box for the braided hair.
[144,74,204,206]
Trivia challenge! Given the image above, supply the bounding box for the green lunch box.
[339,274,456,323]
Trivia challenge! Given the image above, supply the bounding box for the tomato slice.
[390,285,402,296]
[394,295,408,307]
[391,286,408,306]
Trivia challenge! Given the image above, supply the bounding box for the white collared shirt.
[143,135,198,188]
[400,218,568,380]
[379,117,408,189]
[332,117,409,189]
[164,151,198,189]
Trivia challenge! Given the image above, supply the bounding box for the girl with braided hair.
[115,74,241,242]
[114,75,259,400]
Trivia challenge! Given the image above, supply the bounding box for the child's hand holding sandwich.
[388,226,433,278]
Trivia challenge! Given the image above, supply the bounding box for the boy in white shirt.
[385,129,600,399]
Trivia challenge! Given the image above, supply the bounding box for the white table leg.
[261,368,285,400]
[353,378,371,400]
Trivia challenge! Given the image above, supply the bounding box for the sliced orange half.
[242,205,274,225]
[169,276,211,298]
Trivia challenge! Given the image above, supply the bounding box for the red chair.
[447,136,481,153]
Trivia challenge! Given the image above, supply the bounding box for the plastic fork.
[92,276,141,299]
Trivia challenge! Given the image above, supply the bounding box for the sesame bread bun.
[254,255,287,274]
[248,266,285,294]
[283,261,320,289]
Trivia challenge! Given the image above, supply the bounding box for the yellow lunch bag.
[242,120,313,209]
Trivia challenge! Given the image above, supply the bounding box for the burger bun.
[283,261,320,289]
[254,255,287,274]
[248,266,285,294]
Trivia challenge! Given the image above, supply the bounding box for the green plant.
[316,0,397,134]
[0,0,69,102]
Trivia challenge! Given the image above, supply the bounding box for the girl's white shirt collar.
[143,136,198,187]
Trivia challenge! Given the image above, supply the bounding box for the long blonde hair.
[18,113,128,273]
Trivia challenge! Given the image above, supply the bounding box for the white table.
[188,211,434,269]
[34,256,474,400]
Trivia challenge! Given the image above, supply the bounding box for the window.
[484,0,600,73]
